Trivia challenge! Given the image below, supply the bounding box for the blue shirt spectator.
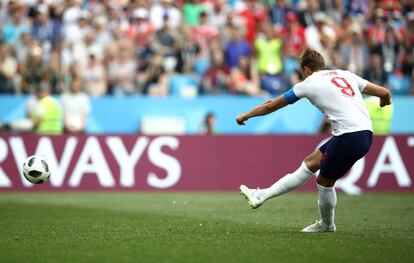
[224,26,251,68]
[31,6,61,47]
[269,0,289,27]
[2,11,30,46]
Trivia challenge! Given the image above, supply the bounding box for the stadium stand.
[0,0,413,134]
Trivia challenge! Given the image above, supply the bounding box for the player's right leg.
[240,149,321,209]
[302,131,373,232]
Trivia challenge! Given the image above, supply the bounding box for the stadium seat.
[169,74,200,97]
[388,74,411,95]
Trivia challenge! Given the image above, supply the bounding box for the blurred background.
[0,0,412,136]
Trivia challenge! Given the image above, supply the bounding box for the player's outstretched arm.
[236,95,289,125]
[362,82,392,107]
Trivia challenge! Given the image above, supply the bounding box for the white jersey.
[292,69,373,136]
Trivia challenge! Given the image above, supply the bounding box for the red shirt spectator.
[366,14,386,48]
[127,8,154,48]
[238,0,266,44]
[203,50,231,94]
[282,12,306,57]
[380,0,401,14]
[192,12,219,57]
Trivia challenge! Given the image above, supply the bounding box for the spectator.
[30,81,63,135]
[367,11,386,49]
[183,0,205,27]
[365,96,393,135]
[199,112,216,135]
[2,5,30,46]
[154,14,183,72]
[83,53,107,96]
[20,44,46,94]
[47,40,70,94]
[381,27,399,74]
[305,12,336,66]
[330,49,345,69]
[349,0,372,17]
[218,10,244,46]
[0,44,17,94]
[106,26,130,64]
[107,48,137,96]
[237,0,266,44]
[192,11,219,58]
[363,52,388,86]
[340,25,369,76]
[336,13,353,42]
[0,0,411,100]
[73,31,103,74]
[380,0,402,15]
[93,15,113,49]
[0,0,11,25]
[400,32,414,81]
[224,25,251,68]
[61,76,91,133]
[62,0,85,44]
[327,0,344,25]
[230,55,261,96]
[106,5,124,32]
[203,50,231,94]
[128,8,154,48]
[255,23,283,75]
[15,32,32,64]
[141,54,169,96]
[269,0,289,29]
[207,0,229,31]
[180,27,201,70]
[298,0,320,27]
[31,4,61,53]
[150,0,182,31]
[283,11,306,58]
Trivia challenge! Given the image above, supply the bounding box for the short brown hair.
[300,48,325,71]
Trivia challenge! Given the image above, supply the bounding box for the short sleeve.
[292,82,307,98]
[348,71,368,92]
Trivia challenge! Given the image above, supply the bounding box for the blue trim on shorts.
[283,89,300,104]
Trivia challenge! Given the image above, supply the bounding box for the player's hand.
[236,114,248,125]
[380,94,391,107]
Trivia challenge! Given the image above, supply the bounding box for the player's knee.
[304,151,321,172]
[317,175,336,187]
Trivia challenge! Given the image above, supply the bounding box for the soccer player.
[236,48,391,232]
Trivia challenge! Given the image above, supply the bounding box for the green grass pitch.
[0,192,413,263]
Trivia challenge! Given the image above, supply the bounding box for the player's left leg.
[240,149,322,208]
[301,175,338,232]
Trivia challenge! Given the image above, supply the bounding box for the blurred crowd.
[0,0,413,98]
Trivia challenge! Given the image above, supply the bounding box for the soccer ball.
[23,155,51,184]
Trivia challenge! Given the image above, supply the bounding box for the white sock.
[256,162,314,202]
[317,184,337,228]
